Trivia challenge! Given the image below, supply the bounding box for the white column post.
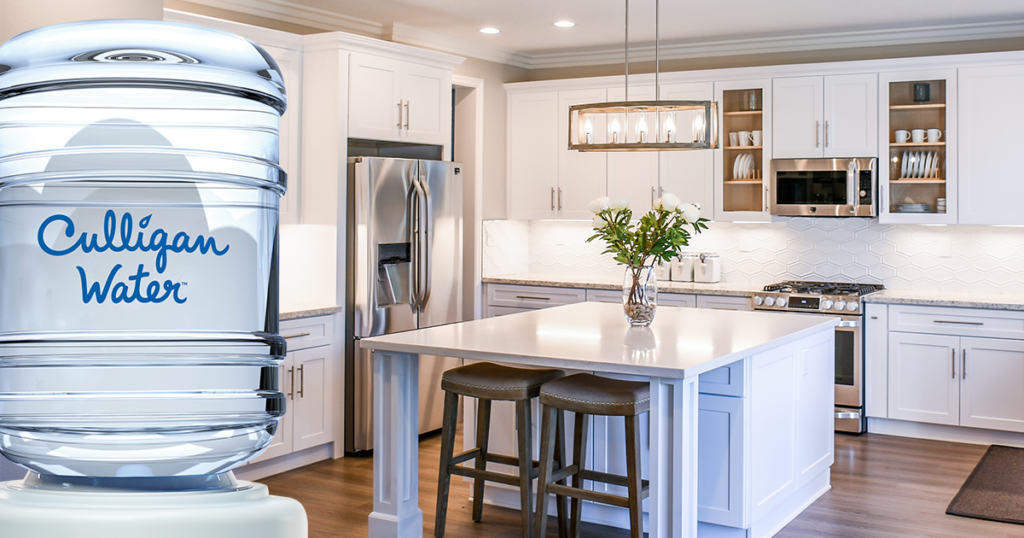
[647,375,699,538]
[368,350,423,538]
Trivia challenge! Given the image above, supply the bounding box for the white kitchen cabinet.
[250,316,336,464]
[960,337,1024,432]
[773,74,877,159]
[348,52,450,146]
[715,78,773,222]
[508,91,560,220]
[660,82,716,215]
[259,43,302,225]
[559,89,609,218]
[697,295,752,311]
[878,70,958,225]
[607,85,659,214]
[887,332,960,425]
[958,64,1024,225]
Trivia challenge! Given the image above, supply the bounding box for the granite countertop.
[866,289,1024,311]
[482,272,767,297]
[280,304,342,320]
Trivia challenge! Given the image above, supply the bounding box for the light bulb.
[664,114,676,143]
[584,118,593,144]
[692,112,705,143]
[637,114,648,143]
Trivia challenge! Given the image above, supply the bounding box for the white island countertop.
[360,302,837,378]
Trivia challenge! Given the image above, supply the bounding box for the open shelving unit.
[887,79,947,215]
[722,88,764,212]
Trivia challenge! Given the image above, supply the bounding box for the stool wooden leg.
[533,405,558,538]
[434,390,459,537]
[472,397,492,523]
[624,414,644,538]
[516,398,535,538]
[570,413,590,538]
[554,409,568,538]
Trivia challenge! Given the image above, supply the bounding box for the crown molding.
[181,0,382,37]
[527,19,1024,69]
[164,9,305,49]
[303,31,464,70]
[385,23,531,69]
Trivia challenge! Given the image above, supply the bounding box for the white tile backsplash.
[483,218,1024,294]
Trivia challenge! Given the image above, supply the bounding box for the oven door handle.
[835,411,861,420]
[837,320,860,328]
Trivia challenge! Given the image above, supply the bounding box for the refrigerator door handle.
[418,166,432,311]
[408,169,424,311]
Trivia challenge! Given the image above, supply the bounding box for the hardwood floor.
[259,431,1024,537]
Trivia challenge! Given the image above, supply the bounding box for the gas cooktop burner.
[763,280,885,297]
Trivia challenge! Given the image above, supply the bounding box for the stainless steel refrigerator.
[345,156,463,453]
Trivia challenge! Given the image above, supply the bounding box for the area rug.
[947,445,1024,524]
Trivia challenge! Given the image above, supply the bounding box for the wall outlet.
[485,229,497,247]
[937,238,952,258]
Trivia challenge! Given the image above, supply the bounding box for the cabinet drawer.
[697,295,751,311]
[660,293,697,308]
[699,359,746,397]
[281,316,334,351]
[487,284,586,309]
[586,289,621,304]
[888,305,1024,340]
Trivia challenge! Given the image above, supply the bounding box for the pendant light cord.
[624,0,629,102]
[655,0,660,101]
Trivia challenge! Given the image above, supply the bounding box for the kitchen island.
[359,302,838,538]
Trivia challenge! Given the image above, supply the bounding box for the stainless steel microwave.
[770,158,877,217]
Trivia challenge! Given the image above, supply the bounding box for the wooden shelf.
[891,142,945,147]
[891,178,945,184]
[890,103,946,110]
[725,180,762,185]
[723,111,763,116]
[724,145,763,150]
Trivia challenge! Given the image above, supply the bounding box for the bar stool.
[435,361,569,538]
[534,373,650,538]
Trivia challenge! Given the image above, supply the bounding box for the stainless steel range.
[753,281,885,433]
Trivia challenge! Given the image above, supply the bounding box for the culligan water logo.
[37,209,230,304]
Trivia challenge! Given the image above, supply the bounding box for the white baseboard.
[868,418,1024,447]
[235,443,334,481]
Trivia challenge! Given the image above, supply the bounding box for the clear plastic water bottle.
[0,20,287,481]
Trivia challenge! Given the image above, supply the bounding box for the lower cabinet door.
[887,332,960,425]
[960,337,1024,432]
[697,393,745,527]
[293,346,333,452]
[251,354,295,463]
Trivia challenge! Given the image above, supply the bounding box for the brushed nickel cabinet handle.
[397,101,403,128]
[815,120,820,148]
[287,366,295,400]
[298,365,305,398]
[934,320,984,326]
[404,101,410,129]
[558,188,563,210]
[283,332,310,339]
[825,120,830,148]
[551,187,555,210]
[962,349,966,380]
[951,349,955,379]
[516,295,550,301]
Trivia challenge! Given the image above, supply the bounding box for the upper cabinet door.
[772,76,823,159]
[607,85,657,214]
[401,63,450,146]
[959,64,1024,225]
[714,78,773,222]
[659,82,715,216]
[559,88,608,219]
[508,92,559,220]
[823,73,877,158]
[260,43,302,225]
[348,53,402,142]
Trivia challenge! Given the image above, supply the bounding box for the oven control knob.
[765,296,776,307]
[847,301,859,312]
[822,299,834,310]
[753,295,764,306]
[835,300,847,311]
[777,297,788,308]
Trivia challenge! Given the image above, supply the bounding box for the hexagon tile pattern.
[482,218,1024,294]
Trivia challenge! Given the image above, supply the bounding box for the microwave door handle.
[848,160,859,214]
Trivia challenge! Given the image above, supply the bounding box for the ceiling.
[284,0,1024,54]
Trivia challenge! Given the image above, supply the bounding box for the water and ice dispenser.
[0,20,305,537]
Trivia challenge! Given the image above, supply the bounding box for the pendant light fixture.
[568,0,718,151]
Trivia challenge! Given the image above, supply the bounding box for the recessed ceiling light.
[554,21,576,28]
[479,27,500,34]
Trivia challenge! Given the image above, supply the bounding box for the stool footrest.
[449,448,482,466]
[450,465,524,488]
[579,469,650,495]
[485,453,530,468]
[546,483,631,509]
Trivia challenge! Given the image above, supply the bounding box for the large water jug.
[0,20,287,481]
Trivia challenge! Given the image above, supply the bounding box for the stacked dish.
[732,153,757,179]
[899,151,941,179]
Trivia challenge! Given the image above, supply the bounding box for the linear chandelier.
[568,0,718,152]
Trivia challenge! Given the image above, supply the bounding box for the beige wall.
[165,0,326,35]
[1,0,163,42]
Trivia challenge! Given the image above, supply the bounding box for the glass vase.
[622,264,658,326]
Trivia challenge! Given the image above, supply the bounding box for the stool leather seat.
[442,361,565,400]
[539,373,650,416]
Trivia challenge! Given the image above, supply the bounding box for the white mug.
[728,132,738,147]
[911,129,925,143]
[895,130,911,143]
[751,130,762,146]
[738,131,752,147]
[927,128,942,143]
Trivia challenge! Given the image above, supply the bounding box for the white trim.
[452,75,486,322]
[868,417,1024,447]
[387,23,531,69]
[301,32,464,70]
[163,9,304,49]
[180,0,382,37]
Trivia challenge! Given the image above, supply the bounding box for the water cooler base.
[0,479,307,538]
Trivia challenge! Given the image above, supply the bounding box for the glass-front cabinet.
[879,69,958,224]
[714,79,773,222]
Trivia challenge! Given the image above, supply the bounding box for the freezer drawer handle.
[835,411,860,420]
[283,332,311,339]
[934,320,984,326]
[516,295,550,301]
